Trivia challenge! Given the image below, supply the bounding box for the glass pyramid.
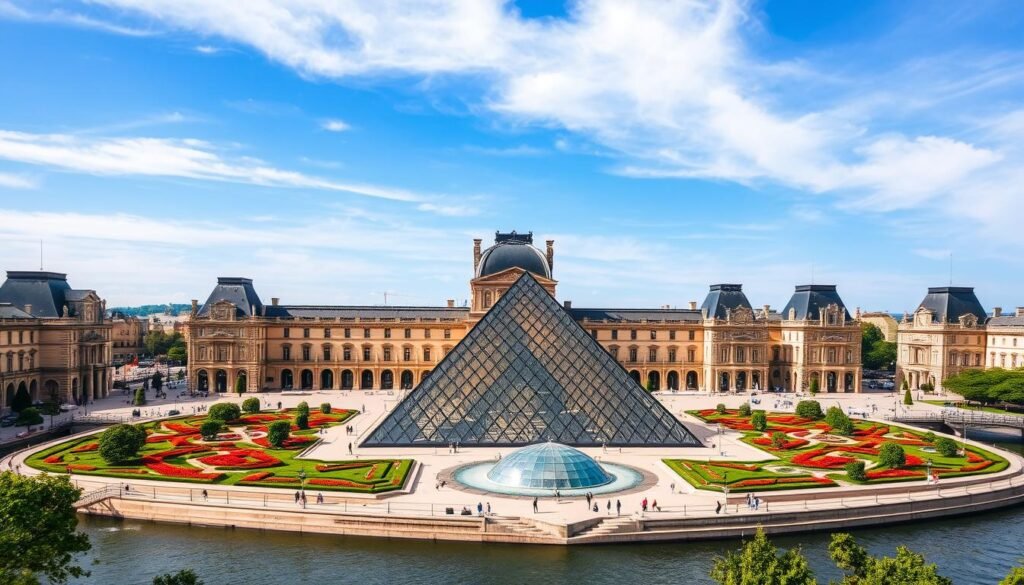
[362,273,700,447]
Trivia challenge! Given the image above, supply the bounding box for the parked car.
[59,403,77,412]
[0,416,16,427]
[167,409,181,416]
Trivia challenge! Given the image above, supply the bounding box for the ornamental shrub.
[296,413,309,430]
[234,376,246,395]
[10,385,31,412]
[824,406,854,436]
[199,421,222,441]
[296,401,310,417]
[935,437,958,457]
[320,403,331,415]
[809,378,820,395]
[923,431,936,444]
[716,403,727,414]
[879,442,906,468]
[208,402,241,422]
[99,424,147,465]
[752,411,768,432]
[903,388,914,405]
[16,407,43,428]
[738,402,751,416]
[795,400,823,420]
[845,461,867,482]
[133,387,147,406]
[241,397,261,414]
[267,420,291,448]
[770,431,787,449]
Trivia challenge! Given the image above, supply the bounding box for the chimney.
[473,239,482,271]
[546,240,555,273]
[447,299,455,308]
[190,299,198,316]
[563,300,572,309]
[763,304,770,317]
[1017,307,1024,318]
[24,303,32,316]
[994,307,1002,317]
[271,297,280,306]
[688,301,697,310]
[855,306,862,319]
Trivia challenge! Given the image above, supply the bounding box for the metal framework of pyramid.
[362,273,700,448]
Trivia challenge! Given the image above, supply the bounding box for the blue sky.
[0,1,1022,313]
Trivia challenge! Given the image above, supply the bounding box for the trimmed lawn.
[27,408,413,493]
[665,408,1009,493]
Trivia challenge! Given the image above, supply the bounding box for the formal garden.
[26,400,413,493]
[665,400,1009,493]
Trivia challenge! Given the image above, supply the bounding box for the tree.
[133,387,146,406]
[878,443,906,469]
[934,437,957,457]
[861,323,897,371]
[825,406,854,436]
[242,397,261,414]
[98,424,147,465]
[903,388,913,405]
[944,368,1024,407]
[199,421,222,441]
[207,403,241,422]
[845,461,867,482]
[645,378,655,392]
[166,342,187,364]
[752,411,768,432]
[267,420,290,448]
[296,413,309,430]
[152,371,164,393]
[176,370,185,381]
[716,403,727,414]
[320,403,331,414]
[710,527,816,585]
[16,407,43,430]
[770,431,788,449]
[796,400,823,420]
[0,472,91,585]
[11,385,31,413]
[296,401,310,417]
[829,532,952,585]
[153,569,204,585]
[1000,566,1024,585]
[234,376,246,395]
[738,402,751,416]
[809,378,820,395]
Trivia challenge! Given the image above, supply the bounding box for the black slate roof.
[476,232,551,279]
[781,285,852,321]
[266,306,469,320]
[0,271,72,318]
[700,284,753,320]
[986,315,1024,327]
[916,286,986,324]
[0,302,34,319]
[568,308,702,323]
[197,277,264,318]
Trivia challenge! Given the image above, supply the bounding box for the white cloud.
[321,119,350,132]
[195,45,220,54]
[0,129,423,201]
[0,171,36,189]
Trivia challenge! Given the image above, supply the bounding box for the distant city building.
[859,311,899,342]
[110,313,144,364]
[896,287,988,392]
[187,231,863,394]
[0,271,113,411]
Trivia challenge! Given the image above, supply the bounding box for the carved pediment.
[472,267,556,285]
[208,329,236,338]
[727,306,754,324]
[211,300,237,321]
[80,331,104,342]
[959,314,978,328]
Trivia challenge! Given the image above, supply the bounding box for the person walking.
[533,497,539,513]
[316,492,324,505]
[616,499,621,516]
[477,502,483,516]
[716,501,722,515]
[202,489,208,501]
[294,491,300,503]
[607,500,612,515]
[348,442,353,455]
[641,497,648,512]
[486,502,491,516]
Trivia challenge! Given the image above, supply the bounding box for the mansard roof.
[568,308,703,323]
[0,302,34,319]
[0,271,74,318]
[781,285,852,321]
[265,305,469,320]
[363,272,700,448]
[198,277,264,318]
[700,284,753,320]
[916,286,986,324]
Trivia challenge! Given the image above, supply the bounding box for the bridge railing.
[885,411,1024,428]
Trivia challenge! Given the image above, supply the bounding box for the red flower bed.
[837,445,879,455]
[197,449,281,469]
[315,462,367,472]
[866,469,922,479]
[309,478,362,488]
[71,442,99,453]
[768,415,812,426]
[967,452,984,463]
[752,437,810,450]
[791,449,854,469]
[778,476,834,485]
[67,464,97,471]
[960,460,993,472]
[142,445,221,480]
[239,414,288,423]
[791,430,810,437]
[261,477,300,484]
[733,478,776,487]
[711,462,760,472]
[44,455,63,464]
[904,455,925,467]
[164,423,200,434]
[241,471,273,482]
[252,436,314,449]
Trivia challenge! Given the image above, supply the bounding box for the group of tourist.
[293,490,326,509]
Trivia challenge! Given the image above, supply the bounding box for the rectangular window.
[403,347,412,361]
[752,349,759,363]
[325,328,331,339]
[721,348,729,362]
[424,329,431,339]
[610,347,619,359]
[444,329,451,339]
[591,330,597,339]
[688,330,695,341]
[343,347,352,361]
[283,328,290,338]
[648,348,657,361]
[424,347,432,361]
[611,330,618,340]
[629,348,638,362]
[736,347,745,363]
[384,328,392,339]
[344,328,351,339]
[383,347,392,361]
[650,330,657,340]
[668,349,677,362]
[687,349,696,362]
[283,346,291,360]
[669,330,676,341]
[362,347,371,361]
[363,328,371,339]
[323,346,331,360]
[630,330,637,340]
[303,328,310,338]
[302,346,310,361]
[404,328,412,339]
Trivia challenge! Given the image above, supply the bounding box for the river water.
[71,436,1024,585]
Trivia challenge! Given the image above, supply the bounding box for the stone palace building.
[186,231,864,395]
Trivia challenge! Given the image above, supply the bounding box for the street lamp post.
[722,471,729,514]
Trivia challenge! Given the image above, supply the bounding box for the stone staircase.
[570,517,638,541]
[486,517,562,543]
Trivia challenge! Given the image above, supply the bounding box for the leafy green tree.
[710,527,816,585]
[234,376,246,395]
[267,420,290,448]
[829,532,952,585]
[11,385,31,413]
[207,403,241,422]
[0,472,91,585]
[16,407,43,430]
[1000,566,1024,585]
[770,431,788,449]
[176,370,185,381]
[98,424,147,465]
[152,371,163,393]
[878,443,906,469]
[716,403,727,414]
[320,403,331,414]
[825,406,854,435]
[166,342,187,364]
[809,378,820,395]
[861,323,897,371]
[241,397,260,414]
[751,411,768,432]
[795,400,823,420]
[934,437,957,457]
[296,401,310,417]
[845,461,867,482]
[296,413,309,430]
[738,402,751,416]
[199,421,222,441]
[153,569,204,585]
[133,387,146,406]
[944,368,1024,407]
[903,388,913,405]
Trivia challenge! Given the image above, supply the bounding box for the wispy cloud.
[462,144,546,157]
[0,171,36,189]
[195,45,220,54]
[320,119,350,132]
[0,1,152,36]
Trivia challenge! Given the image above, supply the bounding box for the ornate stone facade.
[896,287,986,392]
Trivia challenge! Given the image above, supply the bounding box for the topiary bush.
[904,388,914,405]
[716,403,727,414]
[320,403,331,414]
[809,378,820,395]
[935,437,958,457]
[824,406,854,435]
[241,397,260,414]
[752,411,768,432]
[296,401,310,417]
[795,400,823,420]
[879,442,906,468]
[267,420,291,448]
[99,424,147,465]
[738,402,751,416]
[923,431,936,443]
[845,461,867,482]
[770,431,787,449]
[133,387,147,406]
[199,420,222,441]
[207,402,241,422]
[296,413,309,430]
